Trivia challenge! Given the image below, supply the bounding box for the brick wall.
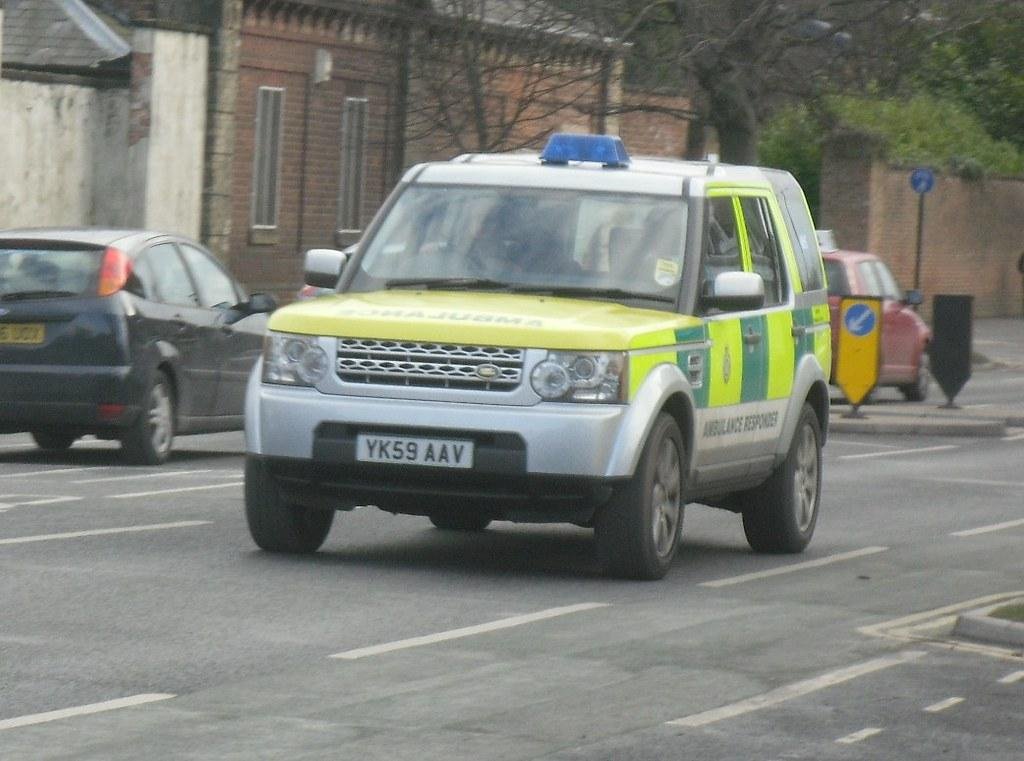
[821,131,1024,318]
[229,3,401,296]
[617,91,691,158]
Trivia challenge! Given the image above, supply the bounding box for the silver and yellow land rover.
[244,134,831,579]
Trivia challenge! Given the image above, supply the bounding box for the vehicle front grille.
[336,339,524,390]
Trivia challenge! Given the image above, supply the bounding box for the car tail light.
[97,247,132,297]
[98,403,126,421]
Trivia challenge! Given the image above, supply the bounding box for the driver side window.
[700,197,743,310]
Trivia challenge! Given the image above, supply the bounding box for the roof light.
[540,133,630,168]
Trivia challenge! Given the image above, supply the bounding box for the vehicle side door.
[128,242,215,421]
[736,193,793,469]
[692,194,763,485]
[176,242,264,417]
[868,259,919,380]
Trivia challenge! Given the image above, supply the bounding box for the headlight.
[262,331,329,386]
[530,351,626,403]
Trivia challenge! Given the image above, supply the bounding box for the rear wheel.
[429,513,492,531]
[743,403,821,553]
[32,432,77,451]
[595,413,685,580]
[245,457,334,553]
[121,370,175,465]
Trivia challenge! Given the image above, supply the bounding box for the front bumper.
[248,383,636,477]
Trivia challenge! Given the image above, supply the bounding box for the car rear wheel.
[595,413,685,580]
[245,457,334,553]
[121,370,174,465]
[743,403,821,553]
[900,353,930,402]
[429,513,492,531]
[32,431,77,451]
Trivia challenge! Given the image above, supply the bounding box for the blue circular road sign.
[910,167,935,194]
[844,303,877,337]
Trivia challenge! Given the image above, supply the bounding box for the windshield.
[349,185,688,304]
[0,247,101,299]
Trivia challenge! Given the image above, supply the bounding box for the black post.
[913,192,925,291]
[929,295,973,408]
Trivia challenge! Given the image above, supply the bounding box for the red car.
[823,249,932,401]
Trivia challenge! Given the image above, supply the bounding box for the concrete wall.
[127,28,209,238]
[0,80,130,229]
[821,132,1024,318]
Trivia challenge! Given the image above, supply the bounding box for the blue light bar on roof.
[540,133,630,168]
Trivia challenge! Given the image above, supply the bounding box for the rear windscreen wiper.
[385,277,513,290]
[0,290,80,301]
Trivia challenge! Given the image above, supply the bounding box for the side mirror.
[304,248,349,289]
[247,292,277,314]
[903,289,923,307]
[703,271,765,312]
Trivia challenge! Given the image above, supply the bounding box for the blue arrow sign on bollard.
[910,167,934,194]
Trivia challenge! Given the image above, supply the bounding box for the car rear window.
[0,246,102,300]
[824,258,848,296]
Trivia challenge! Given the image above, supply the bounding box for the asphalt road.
[1,368,1022,759]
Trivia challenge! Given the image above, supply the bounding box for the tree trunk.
[702,72,760,165]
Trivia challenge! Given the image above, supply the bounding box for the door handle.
[743,331,762,346]
[792,325,807,338]
[172,318,189,335]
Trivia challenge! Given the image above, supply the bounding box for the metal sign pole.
[910,168,934,291]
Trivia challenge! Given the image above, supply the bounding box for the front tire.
[595,413,685,580]
[121,370,175,465]
[900,354,930,402]
[743,403,821,553]
[245,457,333,553]
[32,431,77,451]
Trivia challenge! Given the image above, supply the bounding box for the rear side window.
[769,175,824,292]
[0,247,101,298]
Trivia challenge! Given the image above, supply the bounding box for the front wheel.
[595,413,685,580]
[121,370,175,465]
[900,354,930,402]
[743,403,821,553]
[245,457,334,553]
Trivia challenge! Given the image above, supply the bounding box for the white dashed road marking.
[0,694,175,731]
[666,651,926,727]
[699,547,888,588]
[0,467,110,479]
[0,496,81,513]
[998,671,1024,684]
[0,521,212,546]
[836,728,884,745]
[924,697,964,713]
[73,469,214,484]
[918,477,1024,488]
[330,603,610,660]
[839,445,958,461]
[110,482,243,499]
[951,519,1024,537]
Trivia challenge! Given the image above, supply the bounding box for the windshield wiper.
[508,285,676,304]
[385,277,513,290]
[0,289,80,302]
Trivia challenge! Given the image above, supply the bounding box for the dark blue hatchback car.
[0,228,276,464]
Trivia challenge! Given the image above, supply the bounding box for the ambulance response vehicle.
[244,134,832,579]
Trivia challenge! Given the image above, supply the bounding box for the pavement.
[828,317,1024,438]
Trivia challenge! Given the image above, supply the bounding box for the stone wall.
[0,79,130,229]
[821,132,1024,318]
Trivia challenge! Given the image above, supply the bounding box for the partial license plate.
[356,433,474,469]
[0,323,45,344]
